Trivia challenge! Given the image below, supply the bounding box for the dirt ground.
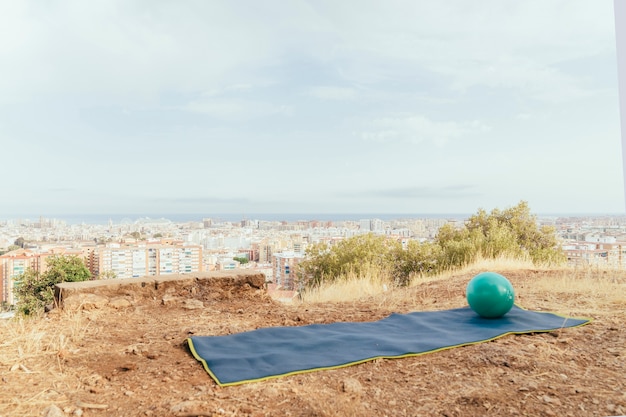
[1,269,625,417]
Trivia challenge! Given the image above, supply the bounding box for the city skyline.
[1,1,624,217]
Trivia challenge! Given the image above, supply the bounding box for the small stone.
[42,405,65,417]
[125,344,143,355]
[64,293,109,310]
[170,400,205,413]
[341,377,363,395]
[264,386,279,397]
[73,408,84,416]
[162,294,181,306]
[109,298,132,309]
[124,390,134,396]
[182,299,204,310]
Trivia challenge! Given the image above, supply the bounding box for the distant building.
[272,251,304,291]
[86,243,203,279]
[562,241,626,267]
[359,219,384,233]
[0,247,83,304]
[216,257,239,271]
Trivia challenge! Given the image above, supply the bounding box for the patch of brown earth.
[1,269,625,416]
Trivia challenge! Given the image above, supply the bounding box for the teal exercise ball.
[466,272,515,318]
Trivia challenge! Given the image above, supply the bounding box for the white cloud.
[185,97,292,121]
[0,1,621,215]
[311,1,615,100]
[359,115,491,146]
[307,86,358,100]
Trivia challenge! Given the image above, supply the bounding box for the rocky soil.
[1,269,625,417]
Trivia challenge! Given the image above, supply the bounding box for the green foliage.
[14,254,91,316]
[300,234,407,288]
[233,256,249,264]
[392,240,442,285]
[14,237,25,248]
[300,201,565,291]
[435,201,565,268]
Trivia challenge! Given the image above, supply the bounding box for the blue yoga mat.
[187,305,590,386]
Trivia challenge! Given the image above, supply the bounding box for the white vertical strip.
[616,0,626,209]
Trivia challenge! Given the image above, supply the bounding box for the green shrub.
[14,254,91,316]
[300,201,565,290]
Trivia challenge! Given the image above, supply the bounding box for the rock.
[341,377,363,395]
[161,294,182,306]
[182,299,204,310]
[264,386,279,397]
[63,293,109,310]
[42,405,64,417]
[109,297,132,309]
[125,344,144,355]
[169,400,206,413]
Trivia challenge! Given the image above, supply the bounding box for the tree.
[233,256,249,264]
[14,254,91,316]
[299,201,565,291]
[299,234,403,288]
[14,237,25,248]
[435,201,565,266]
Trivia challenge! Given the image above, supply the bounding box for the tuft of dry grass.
[0,310,96,415]
[515,266,626,317]
[299,264,393,304]
[300,256,539,305]
[299,256,626,320]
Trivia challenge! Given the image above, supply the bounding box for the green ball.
[466,272,515,318]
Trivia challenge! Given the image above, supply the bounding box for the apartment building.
[562,241,626,267]
[86,243,203,279]
[272,251,304,291]
[0,247,83,304]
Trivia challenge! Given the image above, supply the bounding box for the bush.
[14,254,91,316]
[299,201,565,291]
[436,201,565,268]
[299,234,402,288]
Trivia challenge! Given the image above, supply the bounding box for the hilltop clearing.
[1,268,625,417]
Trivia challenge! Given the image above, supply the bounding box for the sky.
[0,1,624,219]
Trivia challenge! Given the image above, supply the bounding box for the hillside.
[1,267,625,417]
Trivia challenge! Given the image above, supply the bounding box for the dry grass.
[299,256,539,305]
[515,266,626,317]
[299,264,393,304]
[298,257,626,320]
[0,310,96,415]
